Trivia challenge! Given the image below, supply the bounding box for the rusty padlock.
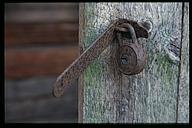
[116,23,147,75]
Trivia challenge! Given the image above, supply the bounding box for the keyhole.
[121,54,129,65]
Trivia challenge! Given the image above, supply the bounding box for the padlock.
[116,23,147,75]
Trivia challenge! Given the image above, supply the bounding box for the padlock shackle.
[115,23,138,45]
[121,23,138,44]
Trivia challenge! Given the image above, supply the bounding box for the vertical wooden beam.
[79,3,188,123]
[78,3,85,123]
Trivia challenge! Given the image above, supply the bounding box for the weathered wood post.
[78,3,189,123]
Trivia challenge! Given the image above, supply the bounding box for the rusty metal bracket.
[52,19,150,97]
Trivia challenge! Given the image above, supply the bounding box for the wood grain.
[177,3,189,123]
[5,22,78,46]
[79,3,188,123]
[78,3,85,123]
[5,46,78,79]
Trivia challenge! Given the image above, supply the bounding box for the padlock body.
[117,41,147,75]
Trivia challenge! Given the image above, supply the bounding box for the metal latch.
[53,19,150,97]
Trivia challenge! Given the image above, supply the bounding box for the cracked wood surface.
[79,3,189,123]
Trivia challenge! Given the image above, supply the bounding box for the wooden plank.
[6,97,77,122]
[5,46,78,79]
[5,3,79,23]
[79,3,187,123]
[5,77,77,122]
[177,3,189,123]
[5,77,57,100]
[5,22,78,46]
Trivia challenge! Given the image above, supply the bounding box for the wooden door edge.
[78,3,85,123]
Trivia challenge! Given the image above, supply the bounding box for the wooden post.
[78,3,189,123]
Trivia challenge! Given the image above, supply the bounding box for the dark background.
[5,3,79,123]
